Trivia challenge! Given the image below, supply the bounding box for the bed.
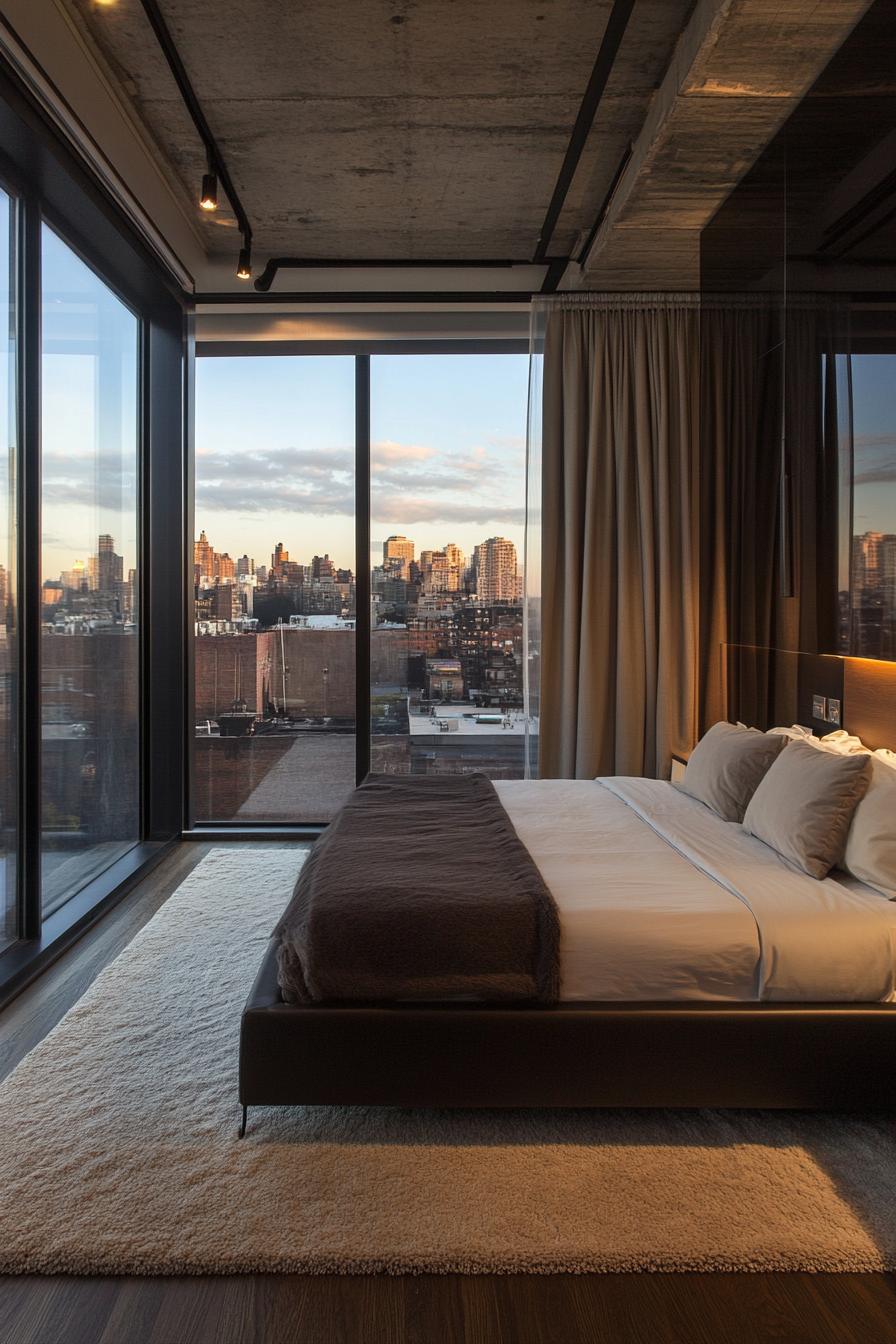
[239,760,896,1129]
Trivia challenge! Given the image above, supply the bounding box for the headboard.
[723,645,896,751]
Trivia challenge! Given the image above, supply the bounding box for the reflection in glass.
[41,225,140,915]
[0,191,15,949]
[845,354,896,660]
[369,354,530,780]
[193,356,356,823]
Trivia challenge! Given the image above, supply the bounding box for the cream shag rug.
[2,847,896,1276]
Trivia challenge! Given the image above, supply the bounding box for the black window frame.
[0,62,187,1005]
[186,338,529,838]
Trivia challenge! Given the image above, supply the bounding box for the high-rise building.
[271,542,290,575]
[312,554,336,580]
[473,537,521,603]
[195,530,214,580]
[383,535,415,580]
[215,552,236,582]
[852,531,884,591]
[442,543,465,592]
[61,559,87,593]
[419,550,451,595]
[883,537,896,654]
[91,535,123,594]
[236,555,255,577]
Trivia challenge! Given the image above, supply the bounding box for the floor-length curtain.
[700,295,846,729]
[536,295,700,780]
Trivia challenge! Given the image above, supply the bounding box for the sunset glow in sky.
[194,353,530,572]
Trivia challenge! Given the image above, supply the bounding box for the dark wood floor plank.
[5,846,896,1344]
[97,1277,165,1344]
[0,1277,118,1344]
[404,1275,468,1344]
[4,1270,896,1344]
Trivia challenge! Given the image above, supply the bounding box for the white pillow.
[843,754,896,899]
[818,730,870,755]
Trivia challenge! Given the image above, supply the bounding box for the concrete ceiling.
[25,0,881,292]
[64,0,693,272]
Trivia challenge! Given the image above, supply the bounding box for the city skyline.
[193,353,529,571]
[852,354,896,535]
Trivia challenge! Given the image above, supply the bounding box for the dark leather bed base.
[240,938,896,1111]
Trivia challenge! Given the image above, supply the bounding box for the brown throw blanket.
[274,773,560,1004]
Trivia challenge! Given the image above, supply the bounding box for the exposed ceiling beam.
[533,0,635,263]
[568,0,876,290]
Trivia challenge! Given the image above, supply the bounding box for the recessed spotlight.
[199,173,218,211]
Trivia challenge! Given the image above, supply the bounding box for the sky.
[30,274,896,587]
[194,353,530,574]
[40,222,140,581]
[851,354,896,536]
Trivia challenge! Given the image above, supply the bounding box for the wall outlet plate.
[827,698,841,726]
[812,694,827,719]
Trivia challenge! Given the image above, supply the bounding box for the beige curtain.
[539,296,700,779]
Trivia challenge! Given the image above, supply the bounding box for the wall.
[700,0,896,704]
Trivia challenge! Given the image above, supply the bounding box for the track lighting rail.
[137,0,253,273]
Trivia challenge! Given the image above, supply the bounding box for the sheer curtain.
[528,294,701,780]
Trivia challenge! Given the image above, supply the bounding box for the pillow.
[676,721,785,822]
[818,730,869,755]
[842,755,896,899]
[743,739,872,879]
[768,724,816,743]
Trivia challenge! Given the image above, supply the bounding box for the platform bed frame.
[238,937,896,1135]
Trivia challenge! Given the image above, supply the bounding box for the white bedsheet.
[494,777,896,1003]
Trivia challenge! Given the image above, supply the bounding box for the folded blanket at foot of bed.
[274,772,560,1004]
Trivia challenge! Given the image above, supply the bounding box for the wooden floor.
[2,842,896,1344]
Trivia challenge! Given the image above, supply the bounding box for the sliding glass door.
[193,355,356,824]
[40,226,141,916]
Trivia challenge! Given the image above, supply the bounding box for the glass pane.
[0,191,15,949]
[370,354,529,779]
[193,356,356,823]
[41,225,140,916]
[848,353,896,659]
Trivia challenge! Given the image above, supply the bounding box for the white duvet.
[494,777,896,1003]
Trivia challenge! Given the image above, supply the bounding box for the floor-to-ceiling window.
[369,354,529,779]
[0,187,15,952]
[191,347,529,825]
[40,226,141,916]
[841,352,896,659]
[0,75,184,992]
[193,355,357,824]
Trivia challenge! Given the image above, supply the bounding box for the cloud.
[853,433,896,486]
[371,498,526,527]
[42,452,138,513]
[371,440,435,464]
[194,438,521,521]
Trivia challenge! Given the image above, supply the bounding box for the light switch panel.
[812,694,827,719]
[827,698,841,726]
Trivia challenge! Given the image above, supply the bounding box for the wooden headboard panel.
[843,659,896,751]
[724,646,896,751]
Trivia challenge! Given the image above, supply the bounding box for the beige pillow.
[677,721,785,823]
[743,739,872,879]
[843,756,896,899]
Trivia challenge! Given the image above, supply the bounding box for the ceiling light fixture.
[199,172,218,211]
[236,244,252,280]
